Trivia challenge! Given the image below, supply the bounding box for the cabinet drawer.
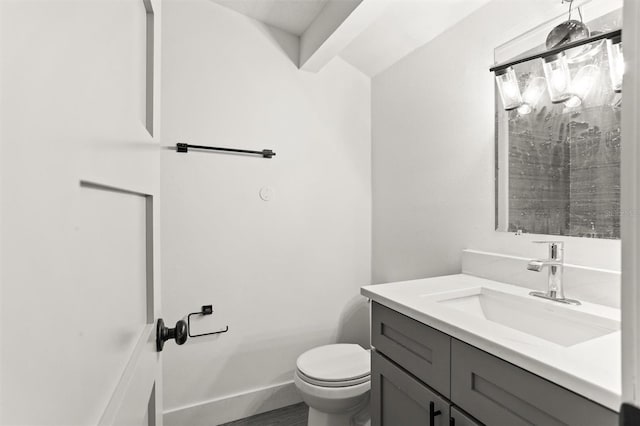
[450,406,482,426]
[451,340,618,426]
[371,350,449,426]
[372,302,451,397]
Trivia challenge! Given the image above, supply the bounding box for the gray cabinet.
[370,302,618,426]
[372,302,451,397]
[371,350,449,426]
[450,406,482,426]
[451,340,618,426]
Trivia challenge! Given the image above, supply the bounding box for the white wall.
[160,1,371,424]
[372,0,621,285]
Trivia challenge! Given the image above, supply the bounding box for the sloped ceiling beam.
[299,0,388,72]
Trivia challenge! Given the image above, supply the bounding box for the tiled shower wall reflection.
[507,65,621,239]
[498,5,622,239]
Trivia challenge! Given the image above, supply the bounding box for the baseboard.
[163,381,303,426]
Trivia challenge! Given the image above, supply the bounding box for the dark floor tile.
[219,402,308,426]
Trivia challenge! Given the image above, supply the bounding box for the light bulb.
[565,96,582,108]
[565,64,600,108]
[503,81,519,98]
[517,77,546,115]
[551,69,568,92]
[523,77,546,106]
[542,53,572,103]
[517,104,532,115]
[606,36,623,93]
[495,67,523,111]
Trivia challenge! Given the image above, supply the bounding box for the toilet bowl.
[294,344,371,426]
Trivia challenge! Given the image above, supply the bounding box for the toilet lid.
[296,344,370,382]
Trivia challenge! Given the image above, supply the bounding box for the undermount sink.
[431,287,619,347]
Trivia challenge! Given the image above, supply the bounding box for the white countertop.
[361,274,621,411]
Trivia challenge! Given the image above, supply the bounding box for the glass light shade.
[566,40,604,64]
[546,20,590,50]
[565,64,600,108]
[542,54,572,103]
[517,77,547,114]
[606,37,623,93]
[495,67,523,111]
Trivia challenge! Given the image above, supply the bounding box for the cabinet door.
[450,406,482,426]
[371,350,449,426]
[451,340,618,426]
[372,302,451,397]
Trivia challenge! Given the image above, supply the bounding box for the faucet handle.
[532,240,564,246]
[532,241,563,260]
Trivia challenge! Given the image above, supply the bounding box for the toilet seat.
[296,344,370,388]
[294,370,371,400]
[296,369,370,387]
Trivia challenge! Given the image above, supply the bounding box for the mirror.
[495,3,622,239]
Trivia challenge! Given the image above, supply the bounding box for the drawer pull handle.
[429,401,442,426]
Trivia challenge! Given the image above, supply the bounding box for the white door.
[0,0,164,425]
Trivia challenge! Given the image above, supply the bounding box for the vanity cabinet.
[371,351,449,426]
[370,302,618,426]
[450,406,481,426]
[451,340,617,426]
[371,302,450,397]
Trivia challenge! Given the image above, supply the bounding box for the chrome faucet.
[527,241,580,305]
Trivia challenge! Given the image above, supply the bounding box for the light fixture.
[566,39,604,64]
[542,0,587,103]
[517,77,547,115]
[546,1,590,54]
[490,0,621,106]
[606,34,623,93]
[546,19,589,51]
[564,64,600,107]
[542,53,572,103]
[495,67,523,111]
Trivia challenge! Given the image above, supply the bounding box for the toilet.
[294,344,371,426]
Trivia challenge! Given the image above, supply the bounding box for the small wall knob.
[156,318,188,352]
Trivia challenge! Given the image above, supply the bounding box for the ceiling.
[210,0,330,36]
[339,0,492,76]
[210,0,491,76]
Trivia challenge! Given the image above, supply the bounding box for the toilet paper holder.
[187,305,229,338]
